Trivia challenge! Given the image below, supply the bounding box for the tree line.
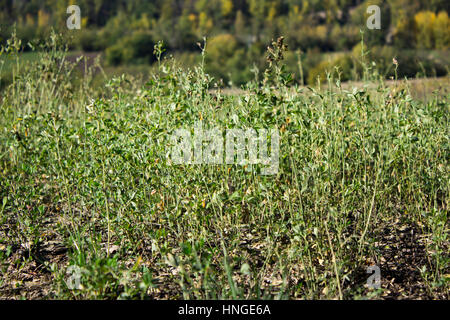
[1,0,449,85]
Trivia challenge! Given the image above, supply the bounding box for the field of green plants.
[0,34,448,299]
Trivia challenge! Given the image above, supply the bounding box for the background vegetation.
[0,0,449,86]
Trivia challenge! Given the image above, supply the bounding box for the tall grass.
[0,34,448,299]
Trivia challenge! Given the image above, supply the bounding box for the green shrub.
[307,55,358,84]
[74,29,104,52]
[205,34,239,83]
[367,46,448,78]
[105,31,155,66]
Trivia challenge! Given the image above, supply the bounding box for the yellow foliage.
[434,11,450,49]
[315,25,327,40]
[267,3,277,22]
[221,0,233,17]
[140,13,151,29]
[188,14,197,23]
[207,34,238,68]
[414,10,450,49]
[414,11,436,49]
[25,14,35,26]
[198,12,213,35]
[37,9,50,28]
[81,17,88,29]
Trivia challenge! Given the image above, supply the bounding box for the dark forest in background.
[1,0,449,85]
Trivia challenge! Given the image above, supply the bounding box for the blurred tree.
[414,11,436,49]
[434,11,450,49]
[221,0,234,17]
[197,11,214,37]
[205,33,238,82]
[248,0,268,40]
[234,10,247,42]
[414,10,450,49]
